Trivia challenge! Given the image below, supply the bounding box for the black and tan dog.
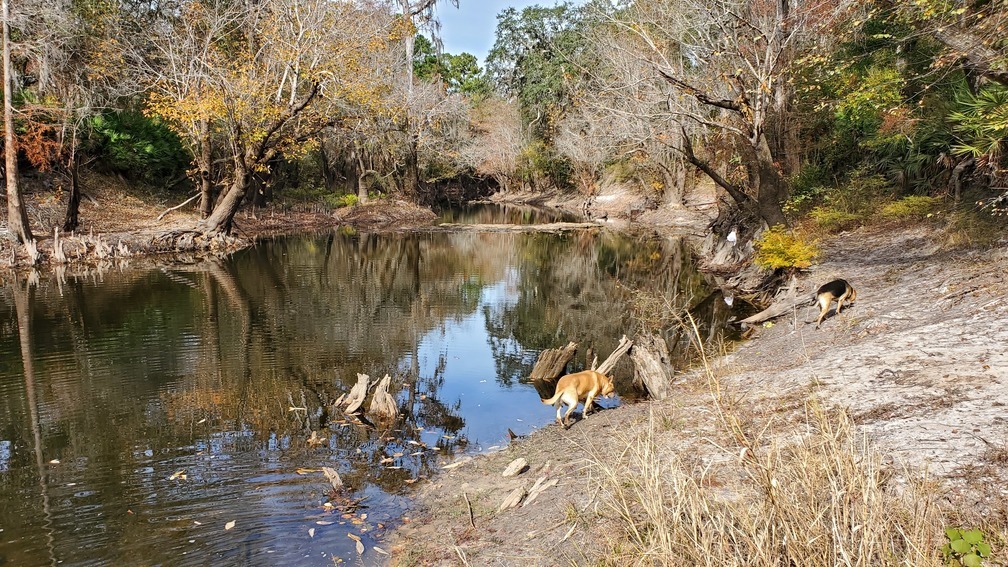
[811,278,857,328]
[541,370,616,428]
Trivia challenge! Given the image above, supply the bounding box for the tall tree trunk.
[3,0,33,245]
[201,159,251,235]
[403,127,420,200]
[752,137,789,227]
[197,120,214,219]
[63,149,81,231]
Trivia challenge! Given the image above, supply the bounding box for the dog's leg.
[583,388,598,416]
[561,392,577,427]
[815,295,831,328]
[836,290,849,315]
[554,400,565,426]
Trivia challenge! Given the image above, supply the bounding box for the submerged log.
[630,333,673,400]
[433,222,600,233]
[367,374,399,419]
[343,373,370,414]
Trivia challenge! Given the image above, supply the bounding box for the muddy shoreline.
[383,223,1008,565]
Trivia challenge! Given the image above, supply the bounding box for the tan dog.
[811,278,857,328]
[541,370,616,428]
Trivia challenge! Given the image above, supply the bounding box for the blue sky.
[434,1,571,65]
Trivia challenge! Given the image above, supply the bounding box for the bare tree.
[461,98,526,193]
[585,0,849,227]
[2,0,34,251]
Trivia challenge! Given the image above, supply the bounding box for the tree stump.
[630,333,673,401]
[529,341,578,399]
[367,374,399,419]
[529,341,578,383]
[343,373,370,414]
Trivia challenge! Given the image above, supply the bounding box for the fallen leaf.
[308,528,315,538]
[296,467,321,475]
[356,540,364,554]
[392,452,403,458]
[225,520,236,530]
[316,520,334,526]
[49,459,60,464]
[373,546,389,555]
[169,470,186,481]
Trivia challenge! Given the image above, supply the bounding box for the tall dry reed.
[591,316,945,566]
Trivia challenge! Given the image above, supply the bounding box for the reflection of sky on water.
[417,271,566,449]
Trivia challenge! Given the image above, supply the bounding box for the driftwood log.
[737,276,804,327]
[367,374,399,419]
[630,333,673,400]
[596,335,632,376]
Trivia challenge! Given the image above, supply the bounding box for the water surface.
[0,225,735,565]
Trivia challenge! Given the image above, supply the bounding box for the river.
[0,209,740,565]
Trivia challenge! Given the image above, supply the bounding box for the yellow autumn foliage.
[754,225,820,271]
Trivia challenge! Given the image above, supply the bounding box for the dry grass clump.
[591,320,946,566]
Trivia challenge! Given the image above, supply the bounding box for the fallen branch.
[596,335,633,376]
[157,192,201,221]
[737,276,802,326]
[463,492,476,529]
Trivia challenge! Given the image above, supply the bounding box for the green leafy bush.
[88,111,190,185]
[879,195,941,221]
[942,527,991,567]
[518,141,572,190]
[809,207,862,232]
[829,169,896,215]
[754,225,820,271]
[328,193,359,208]
[785,165,829,216]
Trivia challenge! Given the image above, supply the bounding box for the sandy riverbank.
[385,223,1008,565]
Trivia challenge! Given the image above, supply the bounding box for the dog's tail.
[541,390,563,406]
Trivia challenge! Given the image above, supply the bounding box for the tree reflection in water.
[0,226,740,565]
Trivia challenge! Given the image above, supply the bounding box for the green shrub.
[942,527,991,567]
[879,195,941,221]
[785,165,829,216]
[88,111,190,185]
[518,141,573,190]
[328,193,359,208]
[754,225,820,271]
[809,207,862,232]
[829,169,897,215]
